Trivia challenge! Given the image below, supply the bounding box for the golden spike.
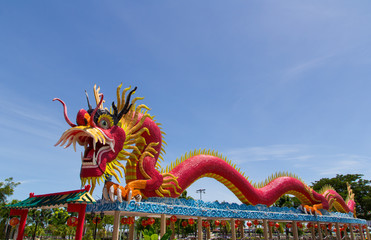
[159,187,172,197]
[116,83,123,110]
[116,161,126,173]
[123,145,142,155]
[120,86,132,111]
[163,178,175,184]
[136,104,150,113]
[162,184,180,195]
[111,163,124,178]
[90,180,96,195]
[105,167,115,175]
[87,177,92,186]
[81,178,87,186]
[155,189,164,197]
[126,113,149,135]
[128,128,150,141]
[130,97,144,107]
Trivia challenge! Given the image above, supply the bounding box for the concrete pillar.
[292,221,299,240]
[112,211,121,240]
[197,217,203,240]
[240,221,245,239]
[359,224,365,240]
[269,224,273,239]
[129,220,135,240]
[335,222,341,240]
[160,214,166,237]
[171,221,175,240]
[343,224,348,239]
[311,224,316,239]
[231,219,236,240]
[349,223,355,240]
[206,226,211,240]
[317,222,323,240]
[263,220,269,240]
[324,223,329,238]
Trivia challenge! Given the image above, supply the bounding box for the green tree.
[27,209,52,239]
[47,208,71,239]
[311,174,371,219]
[178,190,194,200]
[0,177,20,239]
[0,177,20,204]
[274,195,301,208]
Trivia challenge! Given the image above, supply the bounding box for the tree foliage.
[0,177,20,204]
[274,195,301,208]
[311,174,371,220]
[0,177,20,239]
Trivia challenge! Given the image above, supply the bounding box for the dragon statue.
[54,84,356,216]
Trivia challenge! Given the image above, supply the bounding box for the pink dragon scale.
[54,84,356,216]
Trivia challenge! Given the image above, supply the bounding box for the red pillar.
[9,208,29,240]
[67,203,87,240]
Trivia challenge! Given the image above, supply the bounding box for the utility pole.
[196,189,205,200]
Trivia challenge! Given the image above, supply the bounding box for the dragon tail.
[319,183,356,214]
[160,150,328,208]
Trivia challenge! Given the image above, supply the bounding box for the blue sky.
[1,1,371,203]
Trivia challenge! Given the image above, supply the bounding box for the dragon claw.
[103,186,109,201]
[302,204,323,215]
[109,185,115,202]
[117,188,123,202]
[104,181,143,203]
[127,190,132,204]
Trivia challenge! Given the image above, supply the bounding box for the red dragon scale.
[54,84,356,216]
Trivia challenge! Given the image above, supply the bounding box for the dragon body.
[54,84,356,215]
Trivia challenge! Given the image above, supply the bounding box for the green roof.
[5,186,95,209]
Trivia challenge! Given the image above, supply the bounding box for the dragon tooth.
[73,138,77,152]
[64,136,74,149]
[93,151,97,165]
[110,142,115,152]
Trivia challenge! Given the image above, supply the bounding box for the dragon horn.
[116,86,137,123]
[89,94,104,127]
[85,90,93,110]
[53,98,77,127]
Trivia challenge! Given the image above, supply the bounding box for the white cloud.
[223,144,371,183]
[284,54,335,79]
[225,144,309,163]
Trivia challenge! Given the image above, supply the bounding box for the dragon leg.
[103,180,146,202]
[302,203,323,215]
[104,156,165,202]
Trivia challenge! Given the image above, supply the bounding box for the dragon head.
[54,84,150,193]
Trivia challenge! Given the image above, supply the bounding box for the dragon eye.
[97,114,113,129]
